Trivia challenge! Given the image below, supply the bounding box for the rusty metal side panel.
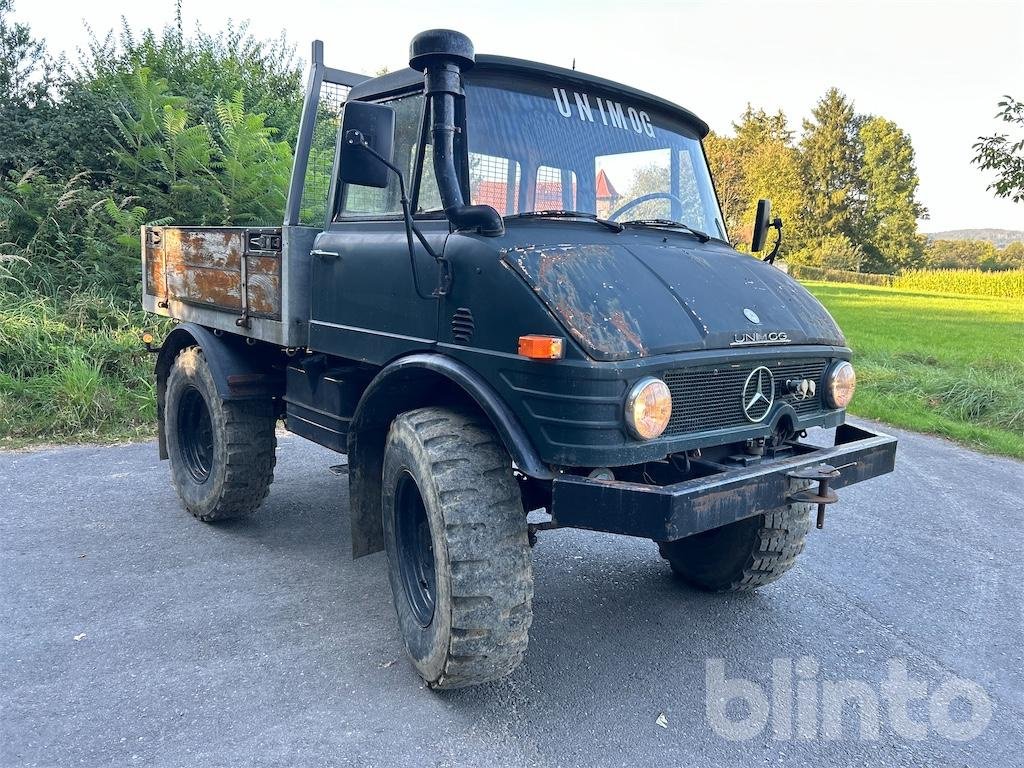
[159,227,281,320]
[141,225,306,347]
[164,228,244,313]
[245,255,281,317]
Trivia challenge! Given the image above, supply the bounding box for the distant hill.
[925,229,1024,248]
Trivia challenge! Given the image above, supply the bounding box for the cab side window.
[338,93,439,217]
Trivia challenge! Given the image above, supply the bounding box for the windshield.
[461,74,726,239]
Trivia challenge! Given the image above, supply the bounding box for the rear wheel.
[658,501,812,592]
[164,346,277,522]
[382,407,533,689]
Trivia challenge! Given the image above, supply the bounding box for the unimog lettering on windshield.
[552,87,656,137]
[139,29,898,692]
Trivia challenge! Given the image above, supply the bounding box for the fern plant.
[213,89,291,224]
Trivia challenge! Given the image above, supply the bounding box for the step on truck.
[141,30,897,689]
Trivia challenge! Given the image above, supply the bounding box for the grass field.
[806,282,1024,459]
[0,290,158,447]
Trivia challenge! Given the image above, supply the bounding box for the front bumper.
[550,424,897,541]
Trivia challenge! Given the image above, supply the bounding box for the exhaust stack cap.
[409,29,475,72]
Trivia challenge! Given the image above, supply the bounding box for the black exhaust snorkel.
[409,30,504,237]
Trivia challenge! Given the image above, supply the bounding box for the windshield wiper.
[621,219,710,242]
[509,210,623,233]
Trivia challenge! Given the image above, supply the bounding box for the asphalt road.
[2,421,1023,767]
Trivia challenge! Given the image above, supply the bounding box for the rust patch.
[171,228,243,270]
[245,256,282,316]
[166,262,243,311]
[155,227,281,320]
[608,310,644,352]
[504,244,647,358]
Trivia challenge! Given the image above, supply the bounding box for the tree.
[0,0,52,176]
[992,241,1024,270]
[1,7,303,298]
[858,116,927,272]
[733,107,804,254]
[704,106,805,255]
[923,239,996,270]
[799,88,861,243]
[972,96,1024,203]
[704,131,744,241]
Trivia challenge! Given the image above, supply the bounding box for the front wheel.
[382,407,533,689]
[658,501,812,592]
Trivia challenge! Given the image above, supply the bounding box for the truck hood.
[502,237,844,361]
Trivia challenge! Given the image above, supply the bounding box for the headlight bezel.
[625,376,673,440]
[826,361,857,409]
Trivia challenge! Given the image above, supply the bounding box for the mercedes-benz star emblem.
[742,366,775,422]
[743,308,761,324]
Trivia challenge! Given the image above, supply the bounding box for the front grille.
[663,358,828,436]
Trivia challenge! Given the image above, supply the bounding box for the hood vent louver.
[451,307,475,344]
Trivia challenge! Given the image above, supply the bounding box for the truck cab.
[142,30,896,690]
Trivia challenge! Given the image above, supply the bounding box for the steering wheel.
[609,191,686,221]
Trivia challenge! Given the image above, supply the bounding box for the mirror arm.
[344,130,450,297]
[762,217,783,265]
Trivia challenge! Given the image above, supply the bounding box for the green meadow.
[806,281,1024,458]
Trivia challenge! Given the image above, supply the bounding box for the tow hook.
[787,464,842,529]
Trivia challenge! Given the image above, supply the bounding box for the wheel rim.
[394,471,437,627]
[177,386,214,484]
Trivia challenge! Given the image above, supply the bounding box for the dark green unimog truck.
[141,30,896,689]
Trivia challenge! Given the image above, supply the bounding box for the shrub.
[786,234,866,271]
[788,264,894,287]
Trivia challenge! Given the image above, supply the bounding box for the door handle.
[311,248,340,260]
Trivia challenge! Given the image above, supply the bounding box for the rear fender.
[154,324,283,458]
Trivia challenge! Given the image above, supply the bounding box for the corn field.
[791,264,1024,299]
[892,269,1024,299]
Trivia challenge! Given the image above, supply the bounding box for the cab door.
[308,92,447,364]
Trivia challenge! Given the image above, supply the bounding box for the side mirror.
[338,101,396,188]
[751,199,772,252]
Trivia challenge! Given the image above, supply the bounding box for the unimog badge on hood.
[731,331,791,346]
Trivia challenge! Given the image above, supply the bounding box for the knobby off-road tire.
[658,501,813,592]
[164,346,277,522]
[382,407,533,689]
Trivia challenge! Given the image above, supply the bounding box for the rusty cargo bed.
[142,224,319,348]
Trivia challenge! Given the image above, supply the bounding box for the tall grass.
[0,290,163,444]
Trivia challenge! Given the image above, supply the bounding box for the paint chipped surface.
[502,237,845,361]
[504,244,649,359]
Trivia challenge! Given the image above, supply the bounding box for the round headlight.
[826,361,856,408]
[625,377,672,440]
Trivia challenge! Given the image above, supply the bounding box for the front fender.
[346,353,551,558]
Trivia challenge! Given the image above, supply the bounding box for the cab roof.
[348,54,710,138]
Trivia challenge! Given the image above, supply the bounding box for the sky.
[14,0,1024,232]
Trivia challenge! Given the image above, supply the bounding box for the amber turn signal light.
[518,335,565,360]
